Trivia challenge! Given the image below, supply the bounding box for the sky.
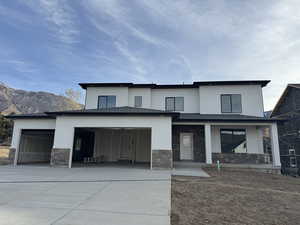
[0,0,299,110]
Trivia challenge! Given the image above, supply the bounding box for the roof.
[288,84,300,89]
[5,107,178,119]
[6,107,281,123]
[5,113,55,119]
[46,106,179,116]
[271,84,300,117]
[79,80,270,89]
[174,113,281,123]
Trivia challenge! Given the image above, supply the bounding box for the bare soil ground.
[0,147,9,158]
[171,168,300,225]
[0,146,9,164]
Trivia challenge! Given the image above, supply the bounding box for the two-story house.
[7,80,281,169]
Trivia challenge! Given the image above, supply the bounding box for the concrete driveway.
[0,165,171,225]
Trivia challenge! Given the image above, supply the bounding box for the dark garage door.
[18,130,54,164]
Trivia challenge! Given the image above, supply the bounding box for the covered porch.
[172,118,281,168]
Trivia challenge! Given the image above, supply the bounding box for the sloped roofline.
[271,84,300,117]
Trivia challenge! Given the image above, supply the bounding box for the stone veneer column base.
[8,148,16,164]
[212,153,272,164]
[50,148,70,167]
[152,149,173,169]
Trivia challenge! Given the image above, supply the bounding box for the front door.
[120,134,134,160]
[180,133,194,160]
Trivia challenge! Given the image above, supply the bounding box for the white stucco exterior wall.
[151,88,199,113]
[10,119,56,166]
[128,88,152,108]
[211,125,264,154]
[85,87,129,109]
[53,116,172,151]
[199,85,264,116]
[11,119,56,149]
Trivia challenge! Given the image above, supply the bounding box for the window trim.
[165,97,184,111]
[221,94,242,113]
[97,95,116,109]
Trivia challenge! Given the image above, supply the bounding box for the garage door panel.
[18,130,54,164]
[93,128,151,163]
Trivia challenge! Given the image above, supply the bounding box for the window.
[98,96,116,109]
[220,129,247,153]
[165,97,184,111]
[75,138,82,151]
[221,94,242,113]
[134,96,142,107]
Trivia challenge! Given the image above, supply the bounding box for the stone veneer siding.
[8,148,16,164]
[152,150,172,169]
[50,148,70,167]
[172,125,206,162]
[212,153,272,164]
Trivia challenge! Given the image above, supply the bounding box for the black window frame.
[221,94,242,113]
[165,97,184,111]
[97,95,116,109]
[134,96,142,108]
[220,129,247,153]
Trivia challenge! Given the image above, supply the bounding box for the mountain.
[0,83,83,115]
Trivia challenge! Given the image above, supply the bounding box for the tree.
[0,114,13,144]
[64,88,82,103]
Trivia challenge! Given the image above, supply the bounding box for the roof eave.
[173,118,283,123]
[45,111,179,117]
[5,115,55,119]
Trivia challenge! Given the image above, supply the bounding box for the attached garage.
[72,128,151,166]
[18,129,54,164]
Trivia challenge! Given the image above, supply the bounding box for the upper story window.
[165,97,184,111]
[98,96,116,109]
[221,94,242,113]
[134,96,142,108]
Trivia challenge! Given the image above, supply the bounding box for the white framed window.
[98,96,116,109]
[165,97,184,111]
[220,129,247,153]
[221,94,242,113]
[134,96,142,107]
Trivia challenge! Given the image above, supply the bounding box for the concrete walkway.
[0,165,171,225]
[172,161,210,177]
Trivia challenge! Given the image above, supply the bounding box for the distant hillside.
[0,83,83,115]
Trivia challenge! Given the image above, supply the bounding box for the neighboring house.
[271,84,300,168]
[7,80,281,169]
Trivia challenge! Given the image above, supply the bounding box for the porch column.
[270,123,281,167]
[10,124,21,166]
[151,118,173,169]
[52,117,74,168]
[205,124,212,164]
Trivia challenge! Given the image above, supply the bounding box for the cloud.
[82,0,170,47]
[0,59,38,73]
[23,0,79,44]
[114,41,149,82]
[0,4,32,26]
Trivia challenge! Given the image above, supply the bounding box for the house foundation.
[152,150,173,169]
[50,148,70,167]
[212,153,271,164]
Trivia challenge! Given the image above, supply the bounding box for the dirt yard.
[0,146,9,165]
[171,168,300,225]
[0,146,9,158]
